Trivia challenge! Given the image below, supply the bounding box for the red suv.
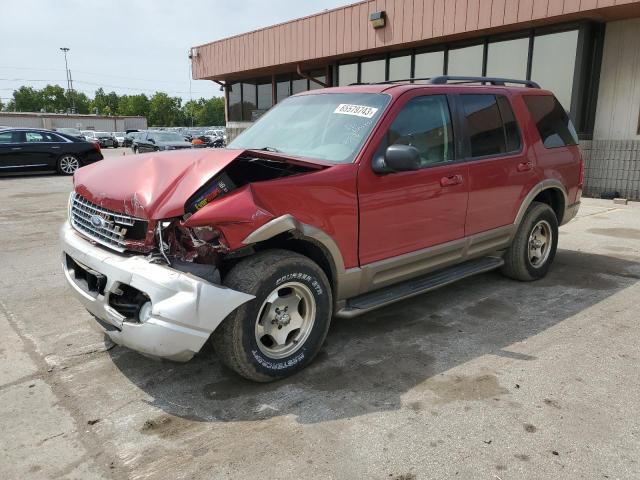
[61,76,583,381]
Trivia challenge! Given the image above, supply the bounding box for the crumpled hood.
[74,149,246,220]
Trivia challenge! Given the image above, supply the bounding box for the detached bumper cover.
[60,222,254,361]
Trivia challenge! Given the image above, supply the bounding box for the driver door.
[357,92,468,266]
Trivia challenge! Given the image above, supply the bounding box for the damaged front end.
[62,149,327,361]
[150,153,325,283]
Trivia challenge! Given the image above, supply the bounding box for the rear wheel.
[501,201,558,281]
[212,249,332,382]
[57,154,81,175]
[133,146,138,154]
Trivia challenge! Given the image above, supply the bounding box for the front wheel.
[212,249,332,382]
[501,201,558,281]
[57,154,81,175]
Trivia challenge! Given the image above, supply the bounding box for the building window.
[360,57,386,83]
[309,70,327,90]
[531,29,579,110]
[276,75,291,103]
[291,76,308,95]
[338,63,358,86]
[242,82,256,122]
[257,78,273,110]
[389,54,411,81]
[448,44,484,76]
[414,50,445,79]
[228,83,242,122]
[486,37,529,80]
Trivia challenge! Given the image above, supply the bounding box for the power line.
[0,65,203,86]
[0,78,211,96]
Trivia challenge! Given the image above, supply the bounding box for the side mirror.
[148,138,155,143]
[372,144,421,174]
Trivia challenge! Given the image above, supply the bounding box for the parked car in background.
[122,131,142,148]
[0,127,103,174]
[60,76,583,382]
[55,127,86,140]
[132,130,192,153]
[82,131,116,148]
[112,132,126,147]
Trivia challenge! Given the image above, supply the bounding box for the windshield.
[229,92,390,164]
[153,132,185,142]
[114,132,125,136]
[95,132,109,136]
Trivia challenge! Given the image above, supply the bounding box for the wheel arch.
[515,180,568,227]
[241,215,346,299]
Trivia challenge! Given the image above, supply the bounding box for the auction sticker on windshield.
[334,104,379,118]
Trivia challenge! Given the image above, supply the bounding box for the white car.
[112,132,126,147]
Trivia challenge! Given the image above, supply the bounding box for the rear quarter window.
[523,95,578,148]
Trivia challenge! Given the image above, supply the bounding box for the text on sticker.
[334,104,379,118]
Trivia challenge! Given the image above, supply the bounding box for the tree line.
[0,85,225,127]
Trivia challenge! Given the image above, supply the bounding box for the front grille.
[70,193,146,252]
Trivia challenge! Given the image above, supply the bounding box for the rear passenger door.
[0,131,23,169]
[460,94,539,236]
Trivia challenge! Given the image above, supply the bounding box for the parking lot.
[0,172,639,479]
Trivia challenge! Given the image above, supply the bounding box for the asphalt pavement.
[0,172,638,479]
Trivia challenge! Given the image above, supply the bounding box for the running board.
[335,256,504,318]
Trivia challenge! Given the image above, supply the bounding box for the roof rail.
[429,76,541,88]
[353,76,541,88]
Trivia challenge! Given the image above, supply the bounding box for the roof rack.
[353,76,540,88]
[429,76,540,88]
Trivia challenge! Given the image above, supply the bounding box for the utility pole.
[60,47,76,113]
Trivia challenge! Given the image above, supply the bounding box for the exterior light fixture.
[370,11,386,29]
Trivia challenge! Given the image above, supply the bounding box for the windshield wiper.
[253,146,281,153]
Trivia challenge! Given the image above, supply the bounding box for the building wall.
[192,0,640,81]
[0,113,147,131]
[593,18,640,140]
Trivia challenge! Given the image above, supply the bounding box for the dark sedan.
[133,131,192,153]
[0,128,103,175]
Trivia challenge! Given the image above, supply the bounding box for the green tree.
[10,86,43,112]
[41,84,69,112]
[90,88,119,115]
[68,91,91,114]
[117,94,150,117]
[197,97,225,126]
[149,92,183,126]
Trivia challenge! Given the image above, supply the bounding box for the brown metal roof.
[191,0,640,81]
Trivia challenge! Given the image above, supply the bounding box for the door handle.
[440,174,463,187]
[11,147,22,151]
[517,161,533,172]
[51,146,61,149]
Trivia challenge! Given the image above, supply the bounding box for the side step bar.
[335,256,504,318]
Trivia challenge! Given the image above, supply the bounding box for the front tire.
[501,201,558,281]
[57,154,81,175]
[212,249,332,382]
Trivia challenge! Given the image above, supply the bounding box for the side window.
[496,96,521,152]
[523,95,578,148]
[386,95,455,167]
[461,94,522,158]
[0,131,17,144]
[25,132,47,143]
[461,95,506,157]
[49,133,66,143]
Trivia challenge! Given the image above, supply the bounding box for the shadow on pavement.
[109,249,639,424]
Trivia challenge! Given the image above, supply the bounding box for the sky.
[0,0,350,105]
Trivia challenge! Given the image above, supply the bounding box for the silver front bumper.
[60,221,254,361]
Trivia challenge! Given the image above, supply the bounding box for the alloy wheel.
[254,281,317,359]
